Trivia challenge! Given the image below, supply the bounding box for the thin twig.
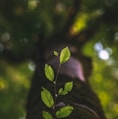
[53,64,61,118]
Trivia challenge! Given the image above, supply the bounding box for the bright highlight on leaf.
[58,81,73,95]
[56,106,74,118]
[45,64,54,81]
[54,51,59,56]
[41,87,54,108]
[42,110,53,119]
[60,47,71,64]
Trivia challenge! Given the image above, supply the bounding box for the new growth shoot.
[41,47,74,119]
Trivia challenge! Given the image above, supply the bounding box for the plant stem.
[53,64,61,117]
[55,64,61,83]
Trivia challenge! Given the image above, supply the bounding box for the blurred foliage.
[0,0,118,119]
[0,61,32,119]
[83,39,118,119]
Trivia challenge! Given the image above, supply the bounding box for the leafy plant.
[41,47,74,119]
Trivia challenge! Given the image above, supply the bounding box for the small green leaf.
[42,110,53,119]
[41,87,54,108]
[56,106,74,118]
[54,51,59,56]
[45,64,54,81]
[64,81,73,92]
[58,88,63,95]
[58,81,73,95]
[60,47,71,64]
[58,87,68,95]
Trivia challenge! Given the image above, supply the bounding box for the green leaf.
[58,88,63,95]
[58,81,73,95]
[42,110,53,119]
[45,64,54,81]
[64,81,73,92]
[54,51,59,56]
[41,87,54,108]
[60,47,71,64]
[56,106,74,118]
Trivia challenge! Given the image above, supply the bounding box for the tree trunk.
[26,44,106,119]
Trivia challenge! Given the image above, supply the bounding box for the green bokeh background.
[0,0,118,119]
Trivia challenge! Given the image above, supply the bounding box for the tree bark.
[26,44,106,119]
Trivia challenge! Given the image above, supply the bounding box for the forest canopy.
[0,0,118,119]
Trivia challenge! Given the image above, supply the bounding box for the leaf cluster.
[41,47,74,119]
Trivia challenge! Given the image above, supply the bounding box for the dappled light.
[94,42,103,51]
[94,42,113,60]
[71,13,88,35]
[83,39,118,118]
[28,61,36,71]
[28,0,40,10]
[1,32,10,42]
[98,49,110,60]
[0,61,32,119]
[0,0,118,119]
